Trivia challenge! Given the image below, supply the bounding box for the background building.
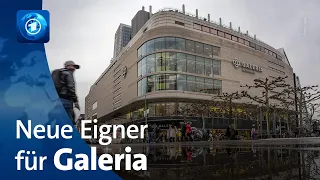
[131,6,150,38]
[86,5,295,137]
[113,23,132,58]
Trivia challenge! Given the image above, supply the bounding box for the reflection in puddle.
[95,145,320,180]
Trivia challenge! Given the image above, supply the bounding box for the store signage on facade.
[232,58,263,72]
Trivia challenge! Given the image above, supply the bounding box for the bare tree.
[241,76,290,137]
[213,91,242,127]
[281,85,320,135]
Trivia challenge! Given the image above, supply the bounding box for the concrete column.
[219,18,222,25]
[182,4,185,14]
[208,14,210,22]
[142,6,145,11]
[196,9,198,18]
[230,22,232,29]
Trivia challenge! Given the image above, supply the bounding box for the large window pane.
[156,53,165,72]
[186,40,195,53]
[177,53,186,72]
[204,44,213,57]
[196,56,205,75]
[176,38,185,51]
[141,77,147,95]
[205,78,214,94]
[137,60,141,77]
[165,74,176,90]
[187,55,196,74]
[213,60,221,75]
[138,47,142,58]
[155,38,165,51]
[155,102,166,116]
[146,39,155,54]
[147,75,155,92]
[213,46,220,56]
[141,57,147,76]
[196,77,205,92]
[213,80,222,95]
[187,76,196,92]
[205,59,212,76]
[165,37,176,49]
[165,52,177,71]
[137,80,141,96]
[195,42,204,55]
[155,74,166,91]
[146,54,156,74]
[177,74,186,91]
[166,102,177,116]
[141,43,147,57]
[148,102,155,116]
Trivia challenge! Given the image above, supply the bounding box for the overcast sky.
[43,0,320,114]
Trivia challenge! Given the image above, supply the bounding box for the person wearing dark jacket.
[54,61,80,120]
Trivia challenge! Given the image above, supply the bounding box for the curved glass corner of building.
[137,36,223,97]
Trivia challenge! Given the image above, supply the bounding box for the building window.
[225,33,231,40]
[232,36,238,42]
[187,76,196,92]
[156,53,165,72]
[92,102,97,110]
[238,38,244,44]
[202,26,210,33]
[194,23,201,30]
[146,54,156,74]
[166,102,177,116]
[177,74,187,91]
[137,80,141,96]
[175,38,185,51]
[186,40,195,53]
[196,77,205,93]
[137,60,141,77]
[141,57,147,76]
[141,43,147,57]
[147,75,155,92]
[142,78,147,95]
[249,42,256,49]
[196,56,205,75]
[165,74,177,90]
[138,46,142,58]
[245,40,250,46]
[203,44,213,57]
[204,78,214,94]
[155,37,165,51]
[175,21,184,26]
[218,31,224,37]
[146,39,155,54]
[186,54,196,74]
[213,46,220,56]
[177,53,186,72]
[165,37,176,49]
[165,52,177,71]
[155,102,166,116]
[205,58,212,76]
[210,29,217,35]
[255,44,261,51]
[148,103,155,117]
[155,74,166,91]
[213,60,221,75]
[213,80,222,95]
[195,42,204,55]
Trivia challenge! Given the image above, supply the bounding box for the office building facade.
[113,23,132,58]
[86,6,295,136]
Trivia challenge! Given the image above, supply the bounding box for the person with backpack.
[51,61,80,123]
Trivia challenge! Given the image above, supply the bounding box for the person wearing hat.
[51,61,80,122]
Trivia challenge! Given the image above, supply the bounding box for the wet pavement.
[93,138,320,180]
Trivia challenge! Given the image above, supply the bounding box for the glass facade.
[138,37,220,58]
[138,52,221,77]
[137,73,222,96]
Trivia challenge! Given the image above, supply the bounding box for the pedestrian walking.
[51,61,80,121]
[170,125,178,142]
[186,122,192,141]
